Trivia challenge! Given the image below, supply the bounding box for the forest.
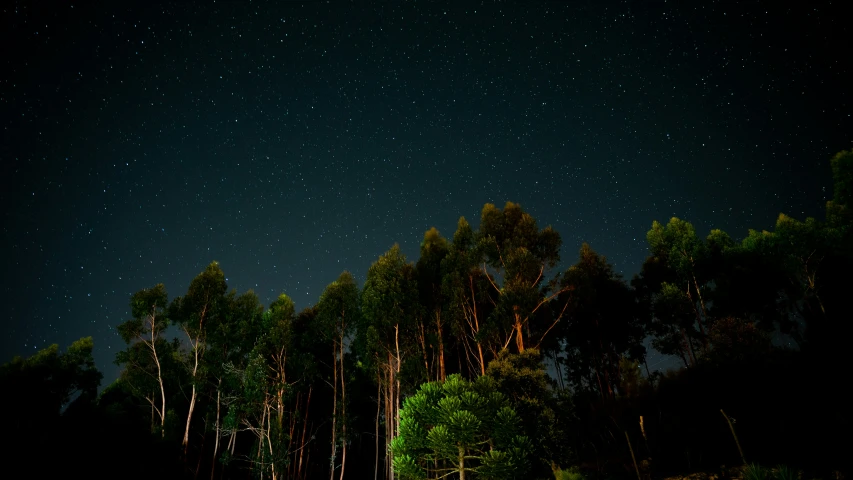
[3,151,851,480]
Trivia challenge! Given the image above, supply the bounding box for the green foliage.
[1,337,102,418]
[553,465,586,480]
[317,270,360,341]
[487,348,576,475]
[774,465,801,480]
[827,150,853,226]
[744,463,771,480]
[361,244,421,348]
[119,283,169,343]
[477,202,566,352]
[390,374,533,479]
[558,243,645,396]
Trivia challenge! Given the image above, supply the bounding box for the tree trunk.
[297,386,312,480]
[685,282,710,353]
[469,275,486,375]
[151,389,156,433]
[153,343,166,438]
[184,301,208,452]
[395,325,401,436]
[330,341,338,480]
[435,310,446,381]
[515,317,525,353]
[211,384,221,480]
[388,350,396,480]
[339,330,347,480]
[690,268,712,333]
[195,428,206,479]
[418,321,430,379]
[681,328,697,366]
[374,374,381,480]
[458,445,466,480]
[184,381,197,454]
[553,351,565,390]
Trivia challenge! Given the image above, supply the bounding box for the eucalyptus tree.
[360,244,422,480]
[557,244,645,397]
[317,271,361,480]
[169,261,228,453]
[416,227,450,381]
[476,202,569,353]
[226,293,297,480]
[646,218,713,352]
[208,289,264,477]
[441,217,495,377]
[116,283,171,437]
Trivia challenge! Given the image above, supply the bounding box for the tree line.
[3,150,851,479]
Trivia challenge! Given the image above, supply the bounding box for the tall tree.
[477,202,568,353]
[416,227,450,381]
[441,217,495,377]
[646,218,712,352]
[317,271,361,480]
[170,261,228,454]
[360,244,421,480]
[228,293,297,480]
[557,244,645,397]
[116,284,171,437]
[208,289,264,478]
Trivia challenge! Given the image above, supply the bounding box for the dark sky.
[2,0,850,382]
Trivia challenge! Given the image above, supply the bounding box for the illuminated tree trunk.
[330,340,338,480]
[435,310,446,381]
[374,375,381,480]
[211,383,221,480]
[149,311,167,438]
[458,445,466,480]
[339,323,347,480]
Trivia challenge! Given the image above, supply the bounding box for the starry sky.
[2,0,850,383]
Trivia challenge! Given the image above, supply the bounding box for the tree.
[390,374,532,480]
[360,244,422,480]
[477,202,569,353]
[646,218,712,352]
[1,337,102,428]
[2,338,103,477]
[416,227,451,382]
[441,217,495,377]
[169,261,228,453]
[557,244,645,398]
[116,284,171,437]
[486,348,574,476]
[317,271,361,480]
[208,289,264,478]
[226,293,297,480]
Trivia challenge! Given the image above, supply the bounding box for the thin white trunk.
[211,385,221,480]
[330,340,338,480]
[183,381,197,452]
[339,326,347,480]
[374,374,381,480]
[148,309,167,438]
[183,303,208,451]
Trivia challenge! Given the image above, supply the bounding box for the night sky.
[2,0,850,383]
